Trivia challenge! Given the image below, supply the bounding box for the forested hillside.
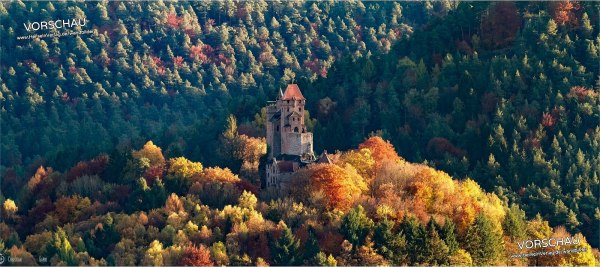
[303,1,600,248]
[1,0,600,266]
[1,0,436,171]
[1,136,597,266]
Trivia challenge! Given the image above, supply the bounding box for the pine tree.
[44,228,77,266]
[373,218,406,264]
[314,252,337,266]
[566,209,581,232]
[303,227,322,264]
[271,227,301,266]
[441,219,459,254]
[464,214,503,265]
[503,204,527,241]
[425,218,449,265]
[340,205,374,248]
[580,12,593,38]
[547,19,558,36]
[400,216,427,265]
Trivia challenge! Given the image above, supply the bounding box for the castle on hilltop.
[263,84,331,192]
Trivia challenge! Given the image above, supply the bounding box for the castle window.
[276,125,279,132]
[294,127,299,132]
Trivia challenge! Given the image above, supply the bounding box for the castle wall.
[266,105,281,157]
[265,160,298,194]
[265,161,278,187]
[272,130,281,157]
[266,122,274,157]
[285,133,301,155]
[301,133,313,155]
[285,132,313,156]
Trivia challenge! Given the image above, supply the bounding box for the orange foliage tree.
[567,86,598,102]
[237,135,267,164]
[303,163,367,211]
[179,244,214,266]
[53,195,92,224]
[27,166,49,191]
[549,0,581,27]
[358,136,403,170]
[164,193,185,214]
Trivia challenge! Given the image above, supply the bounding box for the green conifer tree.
[271,227,301,266]
[464,214,503,265]
[340,205,374,249]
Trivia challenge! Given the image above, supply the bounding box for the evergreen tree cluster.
[0,0,441,171]
[302,1,600,247]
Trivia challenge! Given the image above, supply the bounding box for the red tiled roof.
[281,84,305,100]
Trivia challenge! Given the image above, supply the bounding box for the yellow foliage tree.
[198,167,241,184]
[132,141,166,167]
[2,199,18,217]
[369,159,505,234]
[526,214,553,240]
[237,134,267,184]
[448,249,473,266]
[520,214,553,265]
[339,148,376,184]
[412,168,457,214]
[141,240,164,266]
[167,157,203,179]
[560,233,596,266]
[238,190,258,210]
[534,227,597,266]
[458,179,505,232]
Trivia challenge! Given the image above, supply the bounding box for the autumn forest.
[0,1,599,266]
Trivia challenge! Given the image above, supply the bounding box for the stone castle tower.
[264,84,319,191]
[266,84,314,160]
